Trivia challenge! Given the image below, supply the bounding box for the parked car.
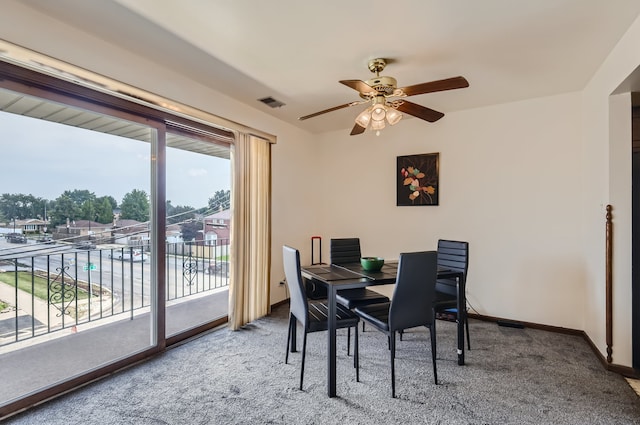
[37,235,54,244]
[6,233,27,244]
[76,241,97,250]
[207,261,229,276]
[109,249,149,262]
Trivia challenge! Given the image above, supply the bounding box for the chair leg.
[390,331,396,398]
[347,327,351,356]
[465,311,471,350]
[430,322,438,385]
[300,331,308,390]
[353,327,357,368]
[290,315,298,353]
[285,315,294,363]
[355,325,360,382]
[362,321,366,332]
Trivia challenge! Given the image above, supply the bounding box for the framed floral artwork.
[397,152,439,206]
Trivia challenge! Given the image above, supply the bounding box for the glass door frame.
[0,58,232,417]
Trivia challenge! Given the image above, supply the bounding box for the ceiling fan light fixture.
[386,107,402,125]
[371,104,386,121]
[371,118,386,131]
[355,107,372,128]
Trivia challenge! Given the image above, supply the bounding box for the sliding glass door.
[0,91,157,405]
[0,60,235,415]
[165,128,231,337]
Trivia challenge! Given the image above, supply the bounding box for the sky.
[0,111,230,209]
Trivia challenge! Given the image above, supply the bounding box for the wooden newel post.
[605,204,613,363]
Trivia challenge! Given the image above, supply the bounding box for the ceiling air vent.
[258,96,285,108]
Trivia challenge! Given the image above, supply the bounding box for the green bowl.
[361,257,384,272]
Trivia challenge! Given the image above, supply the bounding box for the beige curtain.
[228,133,271,330]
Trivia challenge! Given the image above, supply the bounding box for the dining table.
[300,260,466,398]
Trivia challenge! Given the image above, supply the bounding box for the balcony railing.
[0,240,230,348]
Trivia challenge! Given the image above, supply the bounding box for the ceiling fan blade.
[396,100,445,122]
[350,123,366,136]
[340,79,377,95]
[399,76,469,97]
[298,102,358,121]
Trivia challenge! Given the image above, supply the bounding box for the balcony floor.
[0,289,228,404]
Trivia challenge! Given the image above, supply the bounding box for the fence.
[0,239,230,347]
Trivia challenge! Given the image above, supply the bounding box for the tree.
[49,193,81,227]
[80,199,96,221]
[66,189,95,206]
[120,189,150,222]
[48,190,96,227]
[95,197,115,224]
[97,195,118,211]
[78,196,114,223]
[207,190,230,212]
[0,193,48,221]
[166,200,196,225]
[180,220,202,242]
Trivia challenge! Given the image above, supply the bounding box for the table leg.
[328,286,337,397]
[457,274,465,365]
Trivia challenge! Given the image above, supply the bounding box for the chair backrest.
[389,251,438,332]
[330,238,362,265]
[436,239,469,295]
[282,245,309,328]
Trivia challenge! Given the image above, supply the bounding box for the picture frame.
[396,152,439,206]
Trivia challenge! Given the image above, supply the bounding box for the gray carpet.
[5,304,640,424]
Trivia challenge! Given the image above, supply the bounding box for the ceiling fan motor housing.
[362,75,397,98]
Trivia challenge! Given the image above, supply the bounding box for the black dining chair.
[283,245,360,390]
[355,251,439,398]
[331,238,390,331]
[434,239,470,350]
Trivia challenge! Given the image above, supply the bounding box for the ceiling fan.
[298,58,469,136]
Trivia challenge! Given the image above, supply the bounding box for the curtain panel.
[229,133,271,330]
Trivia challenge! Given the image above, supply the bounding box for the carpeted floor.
[5,304,640,424]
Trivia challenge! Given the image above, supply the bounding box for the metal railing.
[0,239,230,347]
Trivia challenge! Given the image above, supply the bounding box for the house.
[111,219,150,247]
[1,0,640,419]
[2,219,47,234]
[54,219,111,242]
[165,223,183,244]
[203,209,231,246]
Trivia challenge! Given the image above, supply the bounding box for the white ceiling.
[19,0,640,134]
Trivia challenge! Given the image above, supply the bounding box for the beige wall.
[315,92,585,330]
[581,13,640,368]
[3,1,640,367]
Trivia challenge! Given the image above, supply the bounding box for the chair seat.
[307,299,360,332]
[336,288,390,309]
[434,290,456,308]
[354,302,391,331]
